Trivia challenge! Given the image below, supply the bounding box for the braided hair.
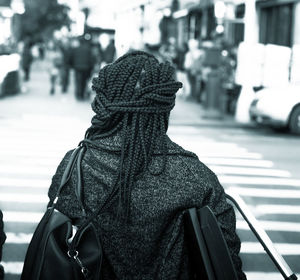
[86,50,182,218]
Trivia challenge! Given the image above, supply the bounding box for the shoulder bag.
[21,142,118,280]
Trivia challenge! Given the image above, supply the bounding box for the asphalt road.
[0,61,299,279]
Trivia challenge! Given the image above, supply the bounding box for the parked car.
[0,53,21,98]
[249,85,300,135]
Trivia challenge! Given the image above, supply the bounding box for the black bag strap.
[67,139,121,250]
[50,145,83,207]
[74,146,87,217]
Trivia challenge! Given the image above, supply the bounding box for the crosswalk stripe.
[237,219,300,232]
[3,211,44,223]
[241,242,300,255]
[0,158,60,166]
[0,165,56,176]
[228,186,300,198]
[0,194,48,203]
[2,262,24,274]
[220,176,300,187]
[5,232,32,244]
[245,272,298,280]
[197,151,263,159]
[0,178,50,188]
[201,157,274,167]
[0,150,63,158]
[255,205,300,215]
[210,166,291,177]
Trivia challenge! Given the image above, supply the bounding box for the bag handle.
[51,145,83,207]
[69,139,121,250]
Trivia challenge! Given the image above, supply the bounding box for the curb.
[170,121,258,129]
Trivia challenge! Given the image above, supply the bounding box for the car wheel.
[289,105,300,135]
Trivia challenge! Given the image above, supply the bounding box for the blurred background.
[0,0,300,279]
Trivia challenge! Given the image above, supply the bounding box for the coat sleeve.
[204,172,247,280]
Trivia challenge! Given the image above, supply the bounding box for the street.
[0,61,300,280]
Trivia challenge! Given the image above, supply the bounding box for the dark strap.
[75,146,87,217]
[50,139,120,250]
[51,146,83,207]
[69,139,121,248]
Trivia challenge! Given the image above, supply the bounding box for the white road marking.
[237,219,300,232]
[2,262,24,274]
[201,157,274,168]
[0,178,50,188]
[221,176,300,187]
[255,204,300,215]
[5,232,33,244]
[210,166,291,177]
[197,151,263,159]
[3,211,44,223]
[0,157,60,166]
[0,149,65,158]
[0,165,56,176]
[245,272,298,280]
[227,186,300,198]
[0,194,48,203]
[241,242,300,255]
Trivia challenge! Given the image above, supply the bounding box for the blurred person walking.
[43,51,245,279]
[21,39,33,82]
[174,42,190,99]
[102,38,116,65]
[58,39,72,93]
[47,42,63,95]
[184,39,205,102]
[38,42,45,60]
[70,37,94,100]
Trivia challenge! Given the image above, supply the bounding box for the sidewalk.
[171,97,256,129]
[0,60,255,130]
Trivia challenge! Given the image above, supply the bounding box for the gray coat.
[48,134,246,279]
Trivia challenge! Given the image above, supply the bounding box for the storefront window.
[259,3,294,47]
[233,4,245,46]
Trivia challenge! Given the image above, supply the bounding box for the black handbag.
[185,199,298,280]
[184,206,238,280]
[21,142,116,280]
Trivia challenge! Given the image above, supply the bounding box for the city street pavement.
[0,60,299,280]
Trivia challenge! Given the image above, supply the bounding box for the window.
[259,3,294,47]
[233,4,245,46]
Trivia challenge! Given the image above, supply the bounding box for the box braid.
[86,50,182,219]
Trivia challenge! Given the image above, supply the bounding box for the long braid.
[87,50,182,219]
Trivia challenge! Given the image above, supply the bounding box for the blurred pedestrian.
[21,39,33,82]
[38,42,45,60]
[47,50,245,279]
[58,39,71,93]
[158,37,177,65]
[70,37,94,100]
[175,42,190,98]
[184,39,205,102]
[47,42,63,95]
[103,38,116,65]
[0,209,6,280]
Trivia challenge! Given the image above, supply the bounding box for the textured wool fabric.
[48,134,246,280]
